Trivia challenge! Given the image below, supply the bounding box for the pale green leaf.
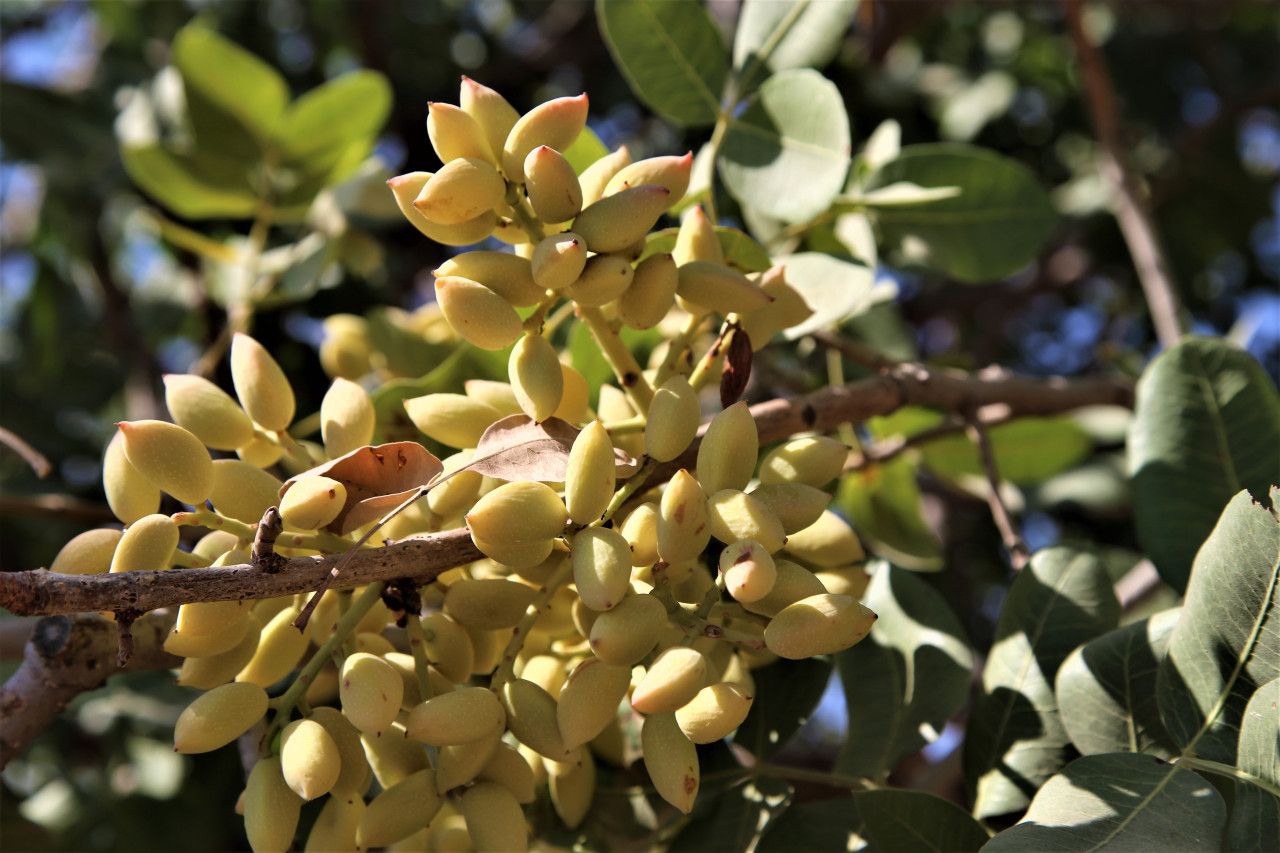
[776,252,880,339]
[732,0,860,94]
[1054,609,1180,758]
[1238,679,1279,789]
[1157,488,1280,765]
[964,547,1121,819]
[867,143,1057,282]
[844,182,962,207]
[718,69,851,223]
[982,753,1226,852]
[836,563,973,779]
[120,145,259,219]
[1128,336,1280,591]
[596,0,728,127]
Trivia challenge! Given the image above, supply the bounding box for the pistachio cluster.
[45,80,879,852]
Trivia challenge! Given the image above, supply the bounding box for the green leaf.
[1054,609,1180,758]
[757,797,863,852]
[1157,488,1280,766]
[734,657,831,758]
[838,463,944,570]
[1035,456,1131,517]
[562,126,610,175]
[718,69,851,223]
[866,143,1057,282]
[642,226,772,272]
[1128,336,1280,591]
[922,417,1092,486]
[1221,778,1280,853]
[856,789,988,853]
[276,70,391,182]
[964,547,1121,819]
[369,346,474,444]
[843,182,963,208]
[776,253,879,340]
[732,0,860,94]
[120,145,259,219]
[1238,679,1279,789]
[172,24,288,149]
[669,776,792,852]
[596,0,728,127]
[836,563,973,779]
[983,753,1226,852]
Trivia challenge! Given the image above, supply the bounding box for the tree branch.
[0,613,178,768]
[0,364,1131,618]
[966,420,1030,570]
[0,494,118,524]
[1064,0,1184,349]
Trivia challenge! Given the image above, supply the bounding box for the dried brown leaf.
[280,442,443,534]
[465,415,639,482]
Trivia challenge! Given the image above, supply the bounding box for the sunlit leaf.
[596,0,728,127]
[1157,488,1280,765]
[718,69,851,223]
[983,753,1226,852]
[732,0,860,94]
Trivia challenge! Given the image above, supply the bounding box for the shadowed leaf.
[983,753,1226,852]
[1055,609,1180,758]
[964,547,1120,819]
[1128,337,1280,591]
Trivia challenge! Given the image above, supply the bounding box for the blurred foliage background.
[1,0,1277,849]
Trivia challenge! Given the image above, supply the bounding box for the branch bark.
[1064,0,1184,349]
[0,364,1132,618]
[0,613,178,768]
[966,420,1030,570]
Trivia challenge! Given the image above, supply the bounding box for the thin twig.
[846,404,1015,470]
[0,427,52,478]
[0,494,117,524]
[966,420,1030,570]
[1064,0,1183,349]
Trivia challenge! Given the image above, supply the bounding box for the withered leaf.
[721,327,753,407]
[464,415,640,482]
[280,441,443,535]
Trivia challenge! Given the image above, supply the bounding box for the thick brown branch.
[0,613,178,768]
[0,530,482,618]
[0,365,1130,618]
[1064,0,1183,349]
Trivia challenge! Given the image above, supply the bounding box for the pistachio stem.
[577,305,654,411]
[490,558,574,696]
[261,580,385,751]
[403,611,436,702]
